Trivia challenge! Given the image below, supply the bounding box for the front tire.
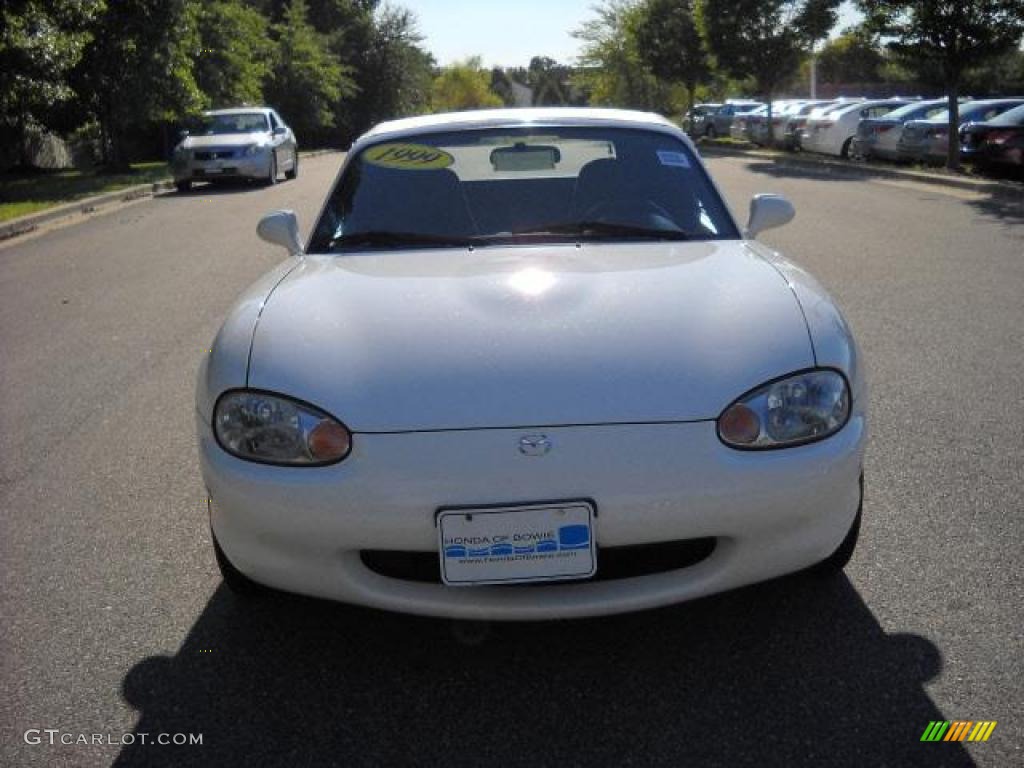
[175,180,191,193]
[706,125,717,139]
[285,150,299,180]
[840,137,853,159]
[213,533,269,598]
[265,153,278,186]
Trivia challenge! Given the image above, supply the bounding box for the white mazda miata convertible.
[197,108,867,620]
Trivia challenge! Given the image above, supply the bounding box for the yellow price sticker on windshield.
[363,143,454,170]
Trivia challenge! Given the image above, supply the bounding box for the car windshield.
[930,102,1021,123]
[309,126,739,252]
[883,101,943,120]
[197,113,269,135]
[987,104,1024,126]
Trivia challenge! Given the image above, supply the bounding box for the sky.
[399,1,864,68]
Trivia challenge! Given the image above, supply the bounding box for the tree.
[347,4,434,128]
[815,28,885,85]
[72,0,204,168]
[858,0,1024,170]
[573,0,677,113]
[697,0,840,145]
[0,0,102,168]
[528,56,572,105]
[264,0,352,145]
[635,0,709,112]
[194,1,274,108]
[430,57,504,112]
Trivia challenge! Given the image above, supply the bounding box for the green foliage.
[194,1,274,108]
[527,57,573,106]
[347,5,434,127]
[858,0,1024,85]
[264,0,352,143]
[0,0,102,166]
[697,0,840,98]
[573,0,678,113]
[71,0,204,168]
[635,0,709,108]
[816,28,885,84]
[430,57,504,112]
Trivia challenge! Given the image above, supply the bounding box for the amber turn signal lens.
[719,403,761,445]
[308,421,352,461]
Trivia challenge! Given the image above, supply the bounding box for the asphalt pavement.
[1,151,1021,767]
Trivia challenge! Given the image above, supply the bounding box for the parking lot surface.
[1,151,1021,767]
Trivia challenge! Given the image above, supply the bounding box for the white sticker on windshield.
[657,150,691,168]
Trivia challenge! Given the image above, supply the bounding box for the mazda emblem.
[518,434,552,456]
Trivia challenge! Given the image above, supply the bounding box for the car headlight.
[718,369,850,449]
[243,144,266,156]
[213,390,352,465]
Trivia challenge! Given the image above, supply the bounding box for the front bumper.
[199,407,867,620]
[172,151,271,182]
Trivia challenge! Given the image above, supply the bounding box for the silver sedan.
[171,107,298,192]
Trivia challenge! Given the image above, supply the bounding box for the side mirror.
[746,194,795,239]
[179,129,189,140]
[257,210,303,256]
[273,125,287,136]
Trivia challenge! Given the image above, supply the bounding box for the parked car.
[802,98,914,158]
[747,100,806,145]
[781,101,841,149]
[684,103,723,137]
[898,99,1024,164]
[171,107,298,192]
[730,104,767,141]
[850,99,949,161]
[959,103,1024,173]
[198,107,867,620]
[707,100,763,138]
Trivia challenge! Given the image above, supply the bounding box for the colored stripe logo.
[920,721,997,742]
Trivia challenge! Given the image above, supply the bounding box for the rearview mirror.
[746,194,795,238]
[257,210,303,255]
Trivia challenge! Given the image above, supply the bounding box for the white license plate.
[438,502,597,586]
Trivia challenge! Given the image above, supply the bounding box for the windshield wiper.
[514,220,691,240]
[329,231,479,249]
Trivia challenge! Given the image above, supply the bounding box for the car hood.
[182,133,268,149]
[247,242,815,431]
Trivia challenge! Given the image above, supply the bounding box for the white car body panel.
[200,411,864,620]
[198,108,867,619]
[803,100,908,157]
[246,244,814,431]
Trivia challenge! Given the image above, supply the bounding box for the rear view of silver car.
[850,99,947,161]
[171,107,299,192]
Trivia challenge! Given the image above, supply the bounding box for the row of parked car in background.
[684,97,1024,176]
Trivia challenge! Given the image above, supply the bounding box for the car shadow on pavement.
[157,181,274,198]
[112,572,972,768]
[964,188,1024,229]
[743,160,1024,229]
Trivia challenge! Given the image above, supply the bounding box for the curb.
[697,142,1023,197]
[0,179,176,242]
[0,149,343,242]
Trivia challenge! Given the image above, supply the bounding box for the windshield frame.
[308,122,742,254]
[196,112,270,136]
